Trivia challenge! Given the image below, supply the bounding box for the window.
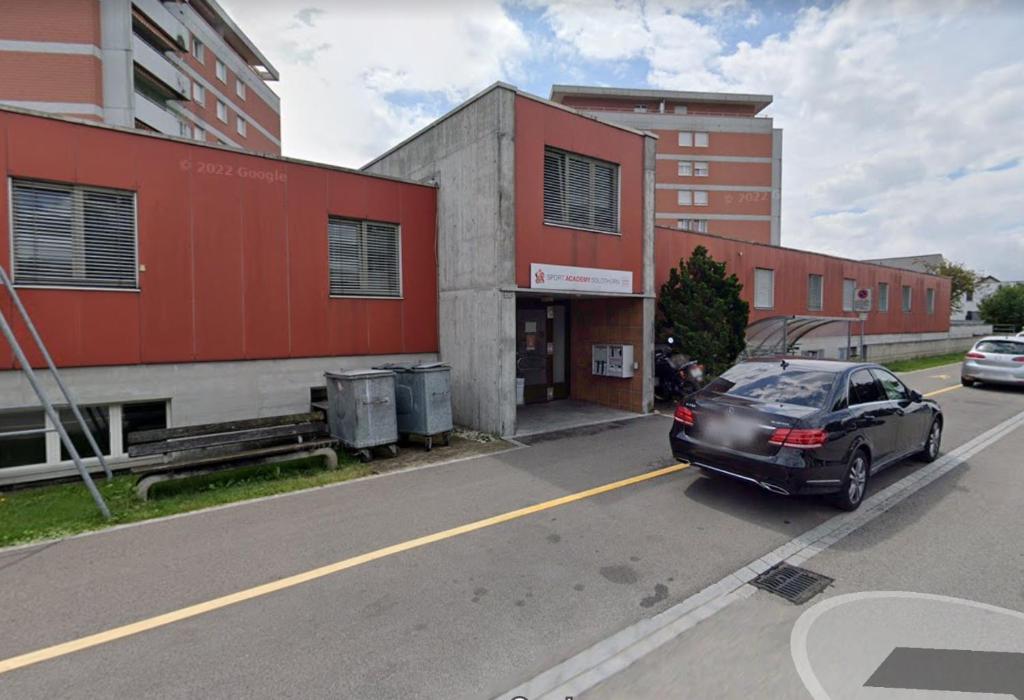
[677,219,707,233]
[59,405,110,461]
[121,401,168,448]
[191,37,204,63]
[0,409,47,468]
[693,191,709,206]
[235,79,246,100]
[902,285,912,312]
[11,179,137,289]
[926,287,936,314]
[849,369,885,405]
[706,364,838,409]
[236,117,247,136]
[808,274,823,311]
[328,218,401,297]
[694,132,709,147]
[872,369,909,402]
[677,190,692,206]
[543,147,619,234]
[194,126,205,141]
[673,105,688,114]
[678,161,693,177]
[633,104,648,113]
[678,132,693,147]
[216,100,227,122]
[878,282,890,312]
[178,121,192,138]
[842,278,856,312]
[215,59,227,83]
[975,339,1024,355]
[694,162,709,177]
[754,268,774,309]
[965,289,974,302]
[192,81,205,106]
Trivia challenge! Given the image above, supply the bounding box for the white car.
[961,336,1024,387]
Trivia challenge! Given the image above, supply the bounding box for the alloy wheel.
[928,422,941,459]
[848,455,867,505]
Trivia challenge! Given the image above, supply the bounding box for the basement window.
[11,179,138,290]
[543,147,620,234]
[328,217,402,298]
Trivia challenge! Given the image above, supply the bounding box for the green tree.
[657,245,749,376]
[978,283,1024,330]
[924,259,982,313]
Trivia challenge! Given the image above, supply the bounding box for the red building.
[0,82,952,483]
[0,0,281,153]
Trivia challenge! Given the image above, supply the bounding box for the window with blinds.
[327,218,401,297]
[11,179,138,289]
[543,147,619,234]
[808,274,823,311]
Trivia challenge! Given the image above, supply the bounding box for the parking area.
[0,364,1022,699]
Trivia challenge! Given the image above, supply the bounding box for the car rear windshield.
[975,340,1024,354]
[705,363,838,408]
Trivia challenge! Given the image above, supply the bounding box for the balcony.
[132,34,189,100]
[134,91,184,137]
[132,0,188,51]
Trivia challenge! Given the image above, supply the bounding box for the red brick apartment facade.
[551,85,781,245]
[0,0,281,153]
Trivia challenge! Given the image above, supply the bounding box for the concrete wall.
[364,86,518,435]
[794,324,989,362]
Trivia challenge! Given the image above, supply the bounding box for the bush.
[979,283,1024,330]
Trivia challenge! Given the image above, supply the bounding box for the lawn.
[0,452,373,548]
[883,352,966,373]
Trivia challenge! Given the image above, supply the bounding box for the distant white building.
[862,254,1012,322]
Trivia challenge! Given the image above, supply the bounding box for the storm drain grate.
[751,563,833,604]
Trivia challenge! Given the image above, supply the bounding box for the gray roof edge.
[194,0,279,80]
[550,84,773,109]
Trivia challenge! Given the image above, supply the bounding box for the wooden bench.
[127,411,339,500]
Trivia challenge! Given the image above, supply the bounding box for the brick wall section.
[0,0,100,44]
[570,298,646,412]
[0,53,102,104]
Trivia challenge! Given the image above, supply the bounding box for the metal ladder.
[0,265,111,518]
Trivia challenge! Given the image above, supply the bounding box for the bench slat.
[130,439,338,476]
[128,422,328,458]
[127,410,325,446]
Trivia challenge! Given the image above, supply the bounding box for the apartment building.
[550,85,781,245]
[0,0,281,153]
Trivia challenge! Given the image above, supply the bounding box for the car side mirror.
[909,390,923,402]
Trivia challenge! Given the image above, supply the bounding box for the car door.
[872,368,930,455]
[847,369,899,463]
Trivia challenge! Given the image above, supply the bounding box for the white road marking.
[500,408,1024,700]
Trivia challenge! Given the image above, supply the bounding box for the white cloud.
[219,0,530,166]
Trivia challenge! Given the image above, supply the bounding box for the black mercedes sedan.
[669,358,943,510]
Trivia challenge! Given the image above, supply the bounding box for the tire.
[919,418,942,462]
[961,377,975,387]
[833,449,870,511]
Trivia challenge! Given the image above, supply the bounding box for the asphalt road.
[0,363,1021,699]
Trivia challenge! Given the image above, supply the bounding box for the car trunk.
[687,394,818,457]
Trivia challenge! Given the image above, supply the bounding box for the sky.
[221,0,1024,280]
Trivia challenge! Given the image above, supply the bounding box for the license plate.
[703,414,760,448]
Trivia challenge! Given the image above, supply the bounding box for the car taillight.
[1013,356,1024,363]
[674,405,695,426]
[768,428,828,449]
[965,352,985,359]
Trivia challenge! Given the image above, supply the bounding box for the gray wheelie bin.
[374,362,452,450]
[324,369,398,461]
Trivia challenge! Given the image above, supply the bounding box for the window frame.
[677,161,693,177]
[327,217,404,299]
[677,190,692,206]
[215,59,227,83]
[678,131,693,147]
[808,273,824,311]
[754,267,775,310]
[9,177,139,292]
[216,100,227,123]
[847,369,886,406]
[542,146,621,235]
[235,79,246,100]
[694,161,709,177]
[878,282,890,312]
[694,132,709,147]
[192,81,205,106]
[236,116,247,136]
[191,37,205,64]
[693,190,709,206]
[902,285,913,312]
[926,287,936,314]
[842,278,856,312]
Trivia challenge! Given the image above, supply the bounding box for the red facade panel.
[0,0,100,44]
[655,228,951,336]
[0,111,438,370]
[514,95,646,293]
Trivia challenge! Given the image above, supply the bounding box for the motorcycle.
[654,337,705,402]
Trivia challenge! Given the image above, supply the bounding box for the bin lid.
[372,362,414,372]
[410,362,450,372]
[325,368,394,380]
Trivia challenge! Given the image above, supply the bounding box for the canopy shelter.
[744,315,866,360]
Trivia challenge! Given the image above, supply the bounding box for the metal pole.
[0,267,111,479]
[782,318,789,356]
[0,307,111,519]
[860,318,866,360]
[846,321,851,361]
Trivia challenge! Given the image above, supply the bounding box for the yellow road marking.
[924,384,962,398]
[0,462,691,676]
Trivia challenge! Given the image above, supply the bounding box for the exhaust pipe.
[759,482,790,496]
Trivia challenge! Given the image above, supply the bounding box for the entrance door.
[516,300,570,403]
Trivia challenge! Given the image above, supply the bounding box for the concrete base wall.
[0,353,437,425]
[795,327,986,363]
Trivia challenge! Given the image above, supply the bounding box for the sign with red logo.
[529,263,633,294]
[854,287,872,312]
